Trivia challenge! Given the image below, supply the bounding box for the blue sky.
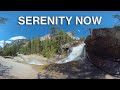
[0,11,119,47]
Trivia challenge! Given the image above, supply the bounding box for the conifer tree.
[36,37,41,54]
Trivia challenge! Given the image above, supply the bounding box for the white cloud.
[0,40,12,47]
[5,41,12,43]
[9,36,27,41]
[0,36,27,47]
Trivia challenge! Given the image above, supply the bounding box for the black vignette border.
[0,2,120,11]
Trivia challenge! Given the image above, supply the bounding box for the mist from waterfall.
[56,42,86,64]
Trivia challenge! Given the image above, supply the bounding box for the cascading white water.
[56,42,86,64]
[26,42,86,65]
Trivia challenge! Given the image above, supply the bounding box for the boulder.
[85,28,120,75]
[62,41,79,49]
[85,28,120,59]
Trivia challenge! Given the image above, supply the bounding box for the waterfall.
[56,42,86,64]
[26,42,86,65]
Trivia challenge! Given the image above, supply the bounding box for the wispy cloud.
[0,36,27,47]
[9,36,27,41]
[0,40,12,47]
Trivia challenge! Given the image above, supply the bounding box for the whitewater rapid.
[56,42,86,64]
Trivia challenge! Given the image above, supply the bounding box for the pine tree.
[31,38,36,54]
[26,41,31,54]
[36,37,41,54]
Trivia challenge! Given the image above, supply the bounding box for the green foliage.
[113,14,120,30]
[0,51,4,56]
[0,41,25,56]
[113,25,120,31]
[2,45,17,56]
[0,26,77,58]
[79,37,86,41]
[113,15,120,21]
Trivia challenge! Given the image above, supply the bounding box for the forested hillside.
[0,26,85,58]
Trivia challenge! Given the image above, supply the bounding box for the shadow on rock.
[37,58,108,79]
[0,63,16,79]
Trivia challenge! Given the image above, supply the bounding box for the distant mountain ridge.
[3,32,80,48]
[40,32,79,41]
[4,39,29,48]
[11,39,29,45]
[0,46,2,50]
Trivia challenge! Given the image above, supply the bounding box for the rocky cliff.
[85,28,120,75]
[40,32,79,41]
[85,28,120,59]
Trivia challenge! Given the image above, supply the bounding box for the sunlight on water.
[28,59,44,65]
[27,43,86,65]
[56,42,86,64]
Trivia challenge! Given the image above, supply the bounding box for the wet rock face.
[61,41,80,53]
[85,28,120,59]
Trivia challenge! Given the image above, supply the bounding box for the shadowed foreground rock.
[37,58,120,79]
[85,28,120,75]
